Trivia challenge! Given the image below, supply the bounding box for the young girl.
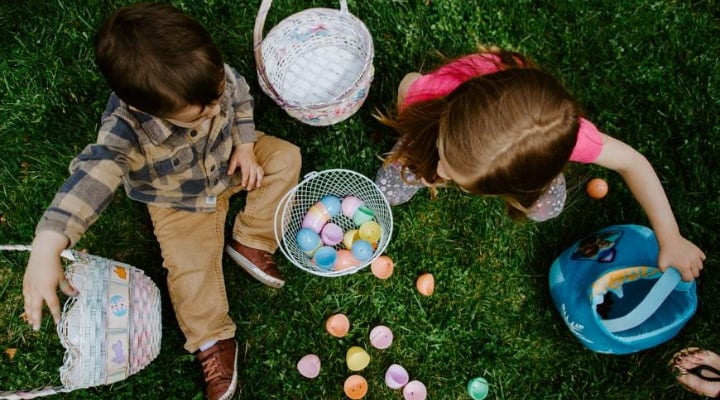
[375,46,705,281]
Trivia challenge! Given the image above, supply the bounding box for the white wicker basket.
[274,169,393,276]
[0,246,161,399]
[253,0,374,126]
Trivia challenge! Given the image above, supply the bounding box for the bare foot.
[671,347,720,398]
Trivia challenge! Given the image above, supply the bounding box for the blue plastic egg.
[296,228,322,256]
[350,239,374,262]
[320,195,342,217]
[313,246,337,270]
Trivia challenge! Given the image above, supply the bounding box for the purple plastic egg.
[320,223,344,246]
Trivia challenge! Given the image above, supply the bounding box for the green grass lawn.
[1,1,719,399]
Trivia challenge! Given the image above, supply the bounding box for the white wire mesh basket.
[0,246,161,399]
[274,169,393,276]
[253,0,374,126]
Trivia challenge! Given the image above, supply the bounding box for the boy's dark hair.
[95,2,224,117]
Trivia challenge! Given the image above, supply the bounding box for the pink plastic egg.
[385,364,409,389]
[301,202,331,233]
[325,313,350,338]
[371,255,394,279]
[416,273,435,296]
[403,380,427,400]
[342,196,364,218]
[369,325,393,349]
[296,354,321,378]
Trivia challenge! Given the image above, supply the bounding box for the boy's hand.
[228,142,264,190]
[23,230,76,331]
[657,233,706,282]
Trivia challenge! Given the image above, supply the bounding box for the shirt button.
[190,130,198,137]
[173,159,179,166]
[210,165,216,172]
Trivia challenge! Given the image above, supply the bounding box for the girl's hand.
[657,233,706,282]
[227,142,264,190]
[22,230,76,331]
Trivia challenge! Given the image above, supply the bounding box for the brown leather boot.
[225,240,284,288]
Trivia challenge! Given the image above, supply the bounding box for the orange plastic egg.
[344,375,368,399]
[586,178,608,199]
[325,313,350,338]
[416,273,435,296]
[371,255,394,279]
[335,249,360,271]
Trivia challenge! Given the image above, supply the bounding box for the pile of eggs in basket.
[295,195,382,271]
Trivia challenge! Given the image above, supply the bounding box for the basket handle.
[253,0,350,103]
[601,267,687,333]
[0,244,76,261]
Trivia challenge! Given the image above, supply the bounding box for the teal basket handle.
[601,267,683,333]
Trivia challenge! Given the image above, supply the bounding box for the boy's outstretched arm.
[593,133,706,281]
[23,230,77,331]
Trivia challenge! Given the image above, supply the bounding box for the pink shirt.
[403,54,603,163]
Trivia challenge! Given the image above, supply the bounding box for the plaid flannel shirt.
[36,65,256,246]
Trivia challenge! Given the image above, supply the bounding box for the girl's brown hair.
[379,48,581,219]
[94,2,224,117]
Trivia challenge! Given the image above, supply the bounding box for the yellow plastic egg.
[358,220,382,245]
[344,375,368,399]
[371,255,394,279]
[416,273,435,296]
[343,229,360,249]
[325,313,350,338]
[346,346,371,371]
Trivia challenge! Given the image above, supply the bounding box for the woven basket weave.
[253,0,374,126]
[0,246,161,399]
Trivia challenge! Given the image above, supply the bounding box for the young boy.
[21,3,301,399]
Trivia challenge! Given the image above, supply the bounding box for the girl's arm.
[592,133,705,281]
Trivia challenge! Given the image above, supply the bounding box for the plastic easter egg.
[385,364,409,389]
[586,178,609,199]
[358,220,382,244]
[369,325,393,349]
[319,195,342,217]
[343,229,360,249]
[320,222,344,246]
[296,228,322,256]
[301,202,331,233]
[312,246,337,270]
[342,196,364,218]
[296,354,321,379]
[371,255,394,279]
[346,346,370,371]
[416,273,435,296]
[467,377,489,400]
[335,249,360,271]
[325,313,350,338]
[351,239,374,262]
[352,205,375,226]
[344,375,368,399]
[403,380,427,400]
